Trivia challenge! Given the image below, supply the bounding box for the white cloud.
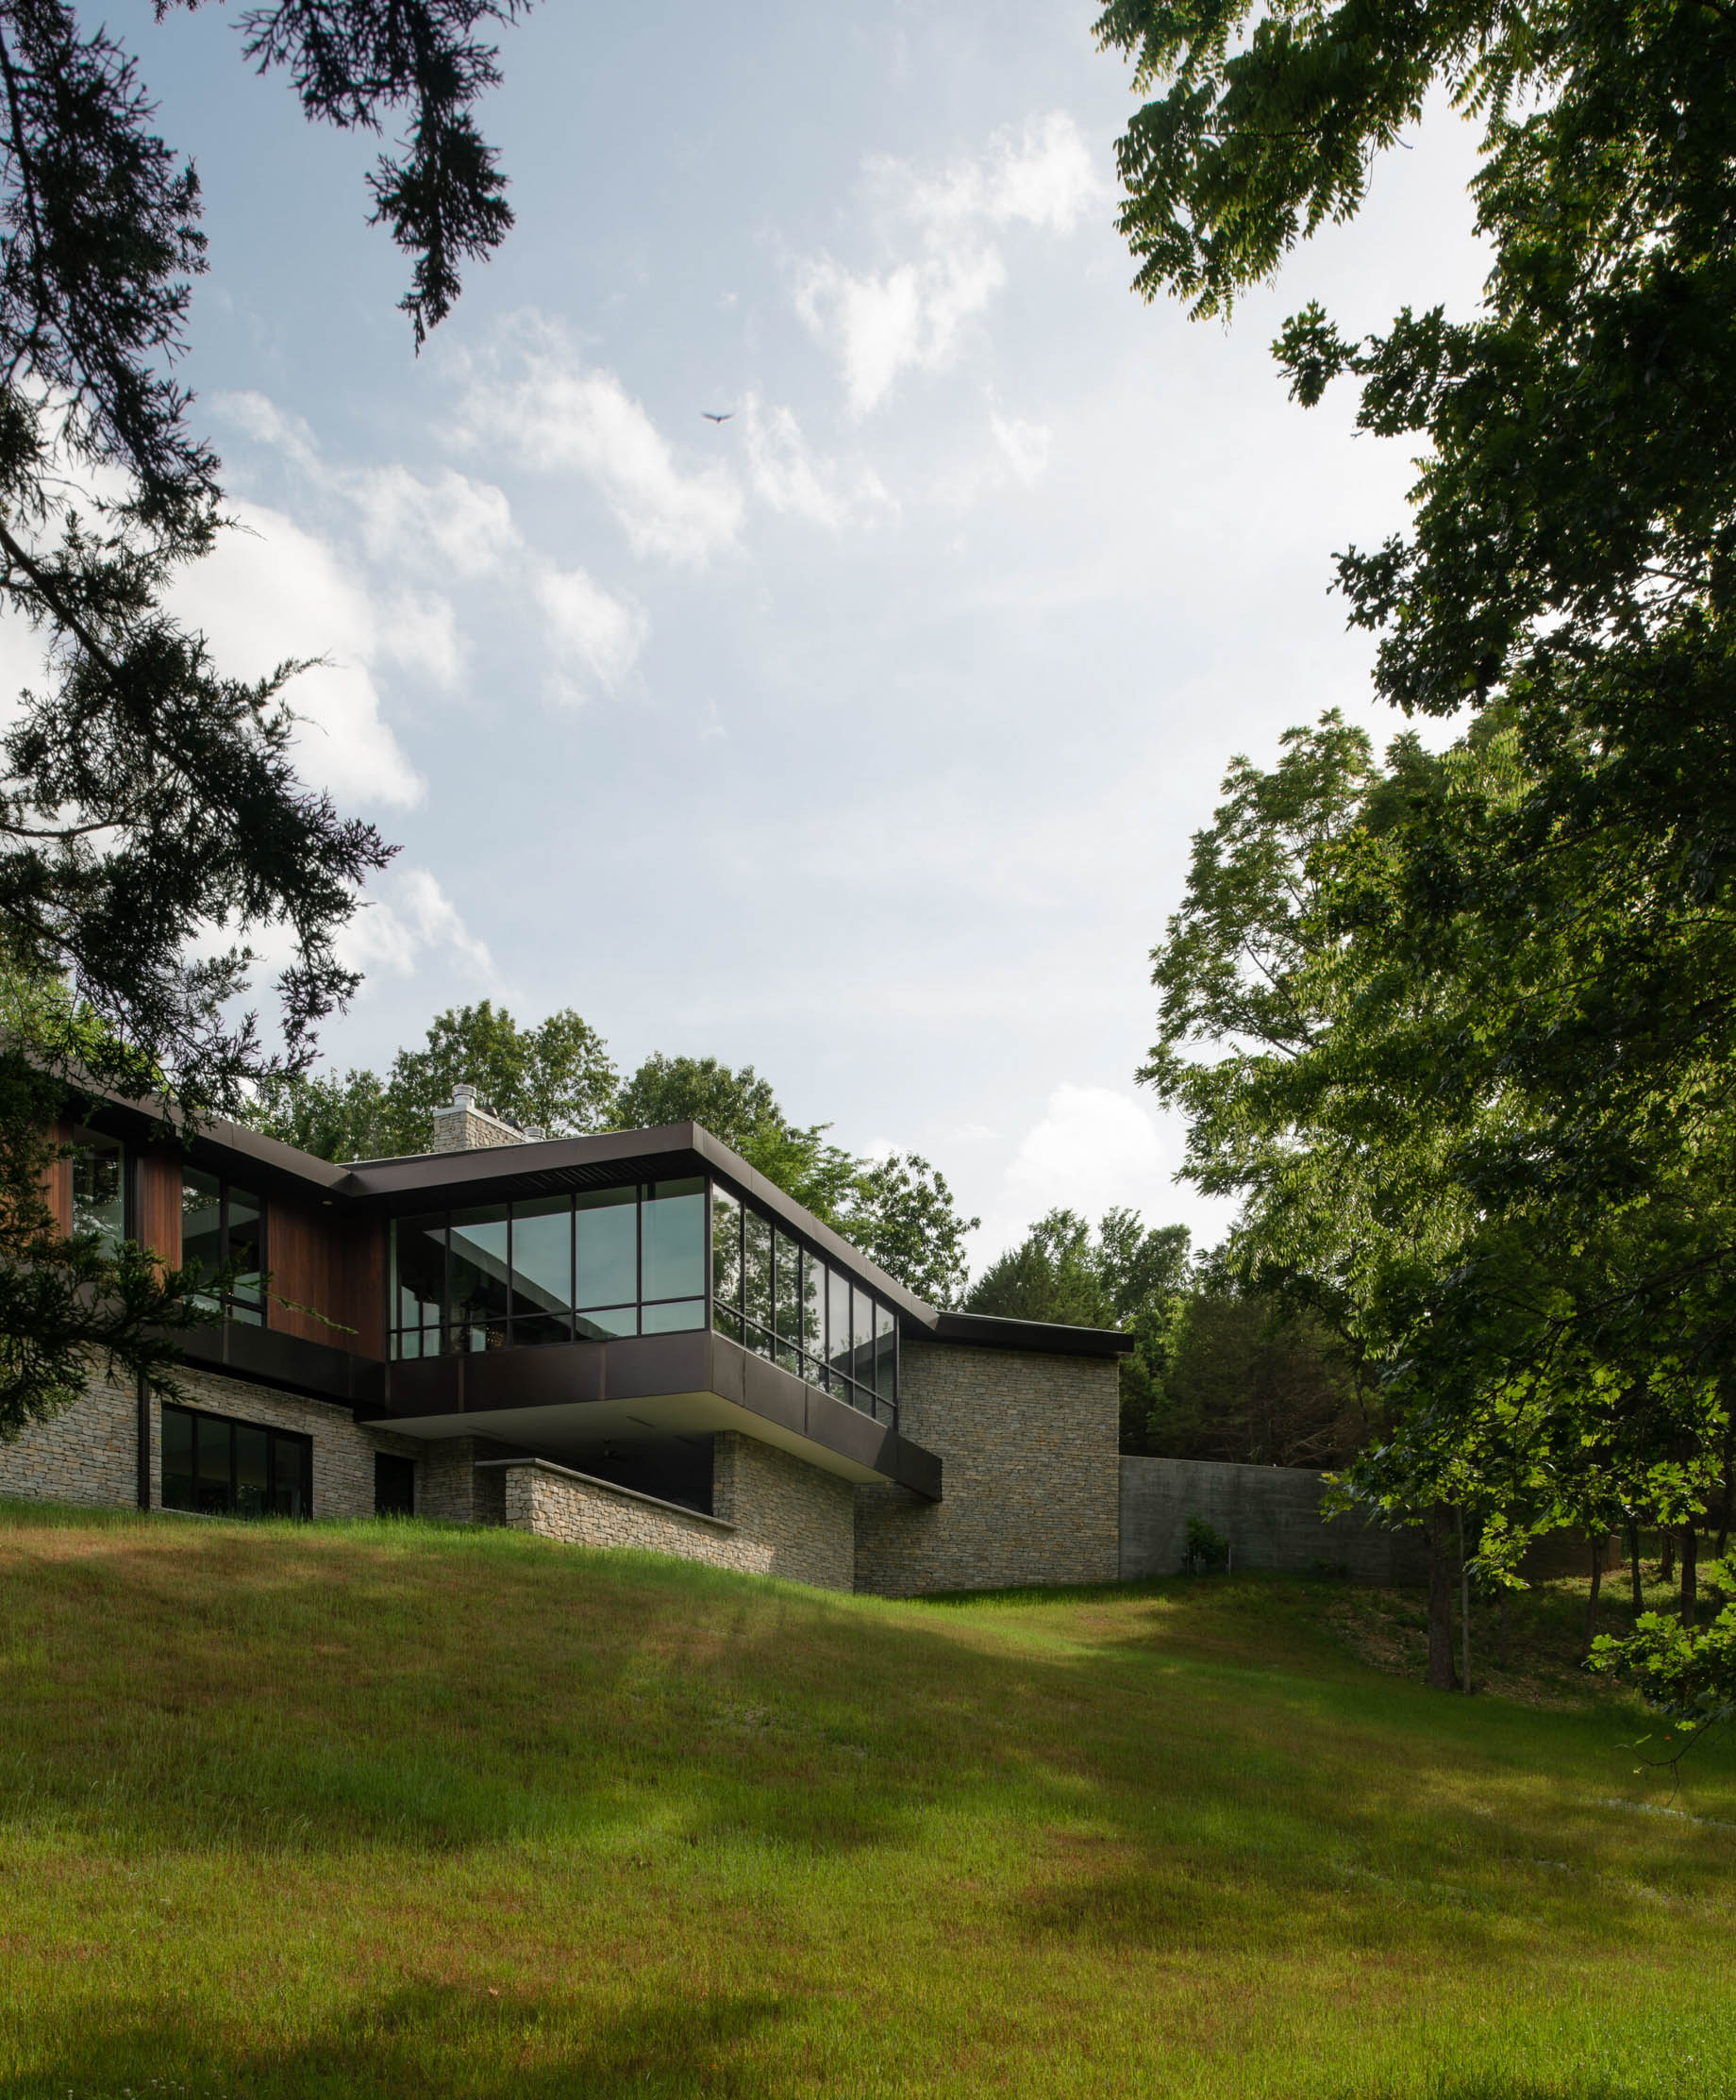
[1004,1083,1173,1219]
[348,464,523,581]
[217,391,646,693]
[170,502,424,808]
[740,394,897,529]
[989,409,1053,488]
[534,564,649,689]
[795,112,1106,415]
[376,588,463,688]
[339,865,493,980]
[459,317,744,563]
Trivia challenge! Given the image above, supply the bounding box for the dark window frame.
[180,1165,269,1326]
[69,1125,133,1249]
[386,1184,708,1359]
[705,1182,898,1428]
[160,1401,312,1519]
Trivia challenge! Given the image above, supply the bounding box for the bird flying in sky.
[702,410,733,423]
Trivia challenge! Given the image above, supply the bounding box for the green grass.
[1,1502,1731,2099]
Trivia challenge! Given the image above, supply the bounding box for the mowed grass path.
[1,1504,1731,2099]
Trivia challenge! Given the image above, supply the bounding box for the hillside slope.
[1,1502,1731,2099]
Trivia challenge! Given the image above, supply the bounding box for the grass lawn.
[1,1501,1731,2099]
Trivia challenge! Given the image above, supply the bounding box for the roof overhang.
[362,1326,942,1499]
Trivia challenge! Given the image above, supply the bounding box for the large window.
[384,1175,898,1425]
[709,1185,898,1424]
[389,1179,707,1358]
[70,1129,127,1248]
[181,1167,266,1325]
[161,1403,310,1518]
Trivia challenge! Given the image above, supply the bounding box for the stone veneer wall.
[0,1362,140,1510]
[0,1358,424,1520]
[420,1437,514,1525]
[494,1458,774,1575]
[712,1432,857,1592]
[853,1342,1121,1597]
[492,1438,858,1592]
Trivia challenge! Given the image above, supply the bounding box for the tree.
[967,1207,1192,1452]
[967,1209,1117,1328]
[389,1002,616,1146]
[1100,0,1736,1698]
[1150,1290,1364,1471]
[842,1153,977,1308]
[610,1053,860,1226]
[0,0,527,1426]
[255,1001,617,1158]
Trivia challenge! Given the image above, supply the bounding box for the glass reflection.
[576,1189,637,1308]
[72,1133,125,1249]
[643,1298,705,1334]
[710,1186,742,1312]
[226,1184,265,1325]
[181,1166,224,1308]
[449,1207,510,1349]
[576,1304,638,1340]
[743,1208,773,1331]
[800,1251,826,1385]
[827,1268,852,1386]
[511,1196,572,1325]
[643,1179,704,1301]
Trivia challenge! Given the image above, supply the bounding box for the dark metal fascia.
[921,1309,1136,1359]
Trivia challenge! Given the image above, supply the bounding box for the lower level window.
[161,1403,312,1519]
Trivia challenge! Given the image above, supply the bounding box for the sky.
[36,0,1493,1267]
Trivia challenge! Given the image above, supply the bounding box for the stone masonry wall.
[496,1458,774,1575]
[421,1438,493,1525]
[0,1362,140,1510]
[853,1342,1121,1597]
[712,1432,857,1592]
[0,1358,424,1521]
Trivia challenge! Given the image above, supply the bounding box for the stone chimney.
[430,1082,526,1154]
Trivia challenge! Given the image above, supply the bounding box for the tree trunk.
[1679,1523,1698,1629]
[1661,1528,1676,1583]
[1585,1535,1604,1656]
[1457,1506,1473,1694]
[1628,1522,1644,1615]
[1498,1586,1510,1672]
[1427,1506,1456,1690]
[1716,1415,1734,1560]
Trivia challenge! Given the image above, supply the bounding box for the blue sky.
[42,0,1490,1264]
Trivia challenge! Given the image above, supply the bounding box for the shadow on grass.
[29,1984,802,2100]
[2,1504,1731,1981]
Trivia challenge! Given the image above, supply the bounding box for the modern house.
[0,1089,1129,1594]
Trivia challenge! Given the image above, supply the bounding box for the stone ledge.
[475,1457,737,1533]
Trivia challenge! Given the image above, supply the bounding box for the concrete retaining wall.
[1120,1455,1431,1583]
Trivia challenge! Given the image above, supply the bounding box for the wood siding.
[136,1151,182,1265]
[267,1199,384,1359]
[42,1117,72,1233]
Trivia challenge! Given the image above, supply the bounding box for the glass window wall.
[707,1185,898,1425]
[382,1175,896,1423]
[161,1403,310,1518]
[181,1167,266,1325]
[388,1183,707,1358]
[71,1129,126,1249]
